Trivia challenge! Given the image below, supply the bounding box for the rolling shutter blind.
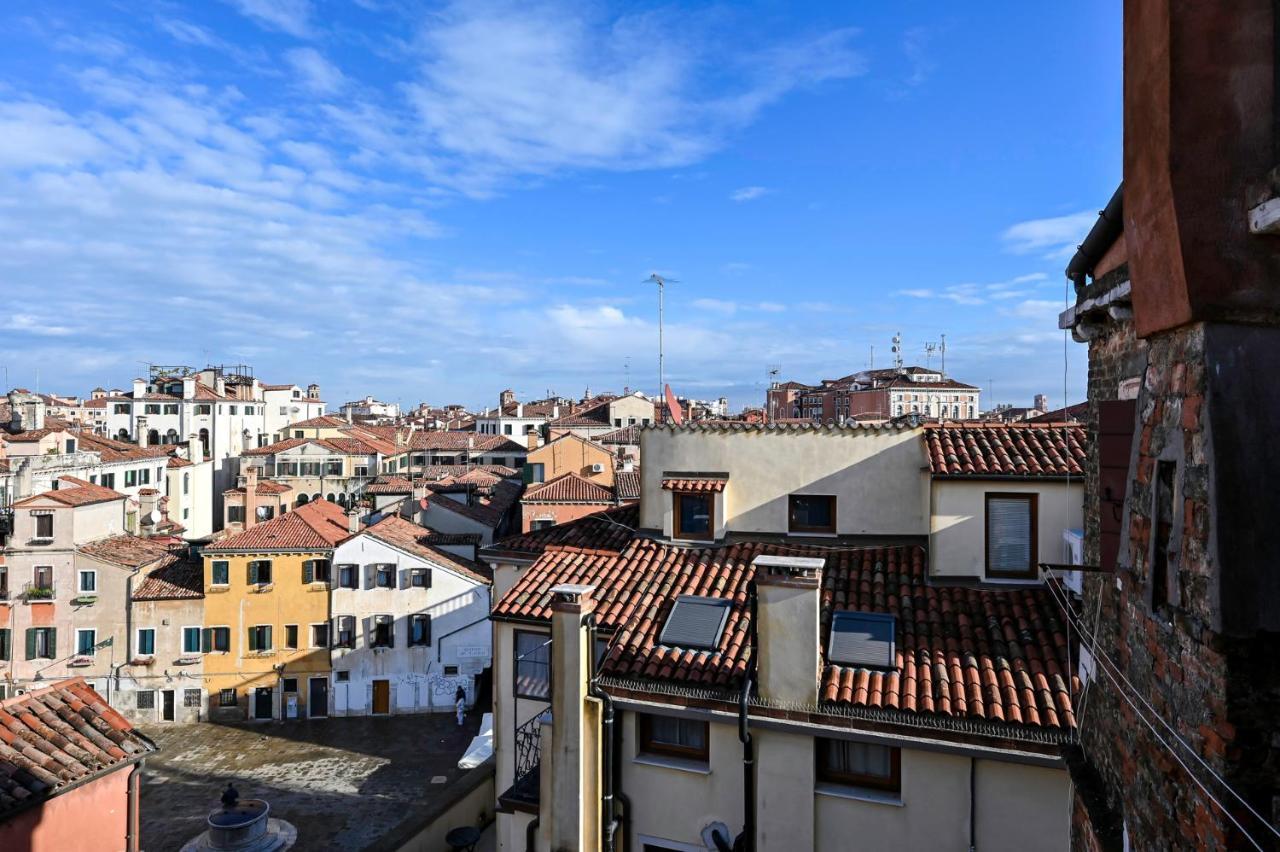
[987,497,1032,574]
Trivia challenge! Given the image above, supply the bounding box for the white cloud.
[757,302,785,313]
[158,19,224,49]
[897,273,1053,306]
[692,298,737,315]
[730,186,769,202]
[285,48,345,95]
[226,0,314,38]
[1001,210,1097,258]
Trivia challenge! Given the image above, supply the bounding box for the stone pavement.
[140,712,483,851]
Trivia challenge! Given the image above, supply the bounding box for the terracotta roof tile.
[524,473,614,503]
[77,535,173,569]
[614,470,641,501]
[12,477,127,508]
[132,554,204,600]
[364,476,415,495]
[425,479,522,528]
[661,477,728,493]
[0,678,156,818]
[492,534,1076,735]
[205,499,353,551]
[483,504,639,557]
[358,515,491,584]
[598,424,641,445]
[924,423,1086,478]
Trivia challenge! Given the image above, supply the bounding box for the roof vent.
[752,554,824,582]
[659,595,732,650]
[828,611,896,669]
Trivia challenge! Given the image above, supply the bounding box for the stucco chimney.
[243,467,259,530]
[182,376,197,399]
[347,508,360,534]
[752,555,824,705]
[137,417,150,448]
[132,378,147,398]
[188,434,204,462]
[546,583,602,852]
[138,489,161,538]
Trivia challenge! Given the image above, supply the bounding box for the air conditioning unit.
[590,463,605,474]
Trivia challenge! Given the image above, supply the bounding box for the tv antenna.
[644,273,677,398]
[924,342,938,370]
[891,332,903,371]
[940,334,947,376]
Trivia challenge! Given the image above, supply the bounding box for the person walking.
[455,685,466,727]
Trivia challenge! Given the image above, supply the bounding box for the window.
[1152,460,1179,613]
[35,514,54,539]
[229,405,238,415]
[337,564,359,589]
[335,670,350,682]
[78,570,97,593]
[195,404,211,416]
[816,739,900,794]
[256,506,274,521]
[211,560,230,585]
[491,456,506,468]
[372,615,394,648]
[227,505,245,524]
[101,472,115,489]
[248,560,272,585]
[65,438,76,453]
[282,678,298,693]
[27,627,56,660]
[114,403,130,415]
[524,463,545,485]
[184,689,201,708]
[163,404,179,415]
[137,691,156,710]
[203,626,231,653]
[145,404,160,415]
[139,468,150,485]
[673,492,713,540]
[248,625,273,652]
[354,466,369,477]
[182,627,201,654]
[531,519,555,532]
[294,430,304,439]
[77,629,97,656]
[985,494,1038,579]
[303,560,331,584]
[136,628,156,655]
[125,469,137,487]
[639,713,709,762]
[789,494,836,534]
[0,629,9,662]
[375,564,395,588]
[514,630,551,699]
[183,473,190,495]
[285,625,299,650]
[219,688,237,707]
[312,623,329,648]
[409,614,432,646]
[410,568,432,588]
[334,616,356,648]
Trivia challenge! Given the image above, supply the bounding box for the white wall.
[929,479,1084,578]
[639,427,929,538]
[330,534,491,715]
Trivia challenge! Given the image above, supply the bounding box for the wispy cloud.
[896,273,1051,306]
[285,48,346,94]
[1001,210,1097,258]
[692,298,737,315]
[902,27,935,87]
[227,0,314,38]
[730,186,769,202]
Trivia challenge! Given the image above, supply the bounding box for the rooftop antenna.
[924,341,938,370]
[869,344,874,370]
[644,273,677,398]
[940,334,946,377]
[891,332,903,371]
[624,356,631,393]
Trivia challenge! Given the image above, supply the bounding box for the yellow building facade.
[202,499,351,720]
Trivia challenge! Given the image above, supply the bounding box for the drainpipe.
[125,760,143,852]
[738,580,758,852]
[1064,183,1123,295]
[969,757,977,852]
[588,614,621,852]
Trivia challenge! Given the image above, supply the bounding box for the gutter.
[1065,183,1123,294]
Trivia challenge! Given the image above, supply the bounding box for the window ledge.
[815,783,902,807]
[982,576,1042,586]
[788,531,838,538]
[633,753,712,775]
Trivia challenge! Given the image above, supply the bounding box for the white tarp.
[457,712,494,769]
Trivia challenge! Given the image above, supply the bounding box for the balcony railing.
[23,582,56,601]
[513,709,549,784]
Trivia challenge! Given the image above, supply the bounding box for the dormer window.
[985,493,1038,580]
[673,492,713,540]
[659,596,731,650]
[789,494,836,534]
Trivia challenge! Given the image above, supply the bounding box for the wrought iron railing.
[513,710,549,783]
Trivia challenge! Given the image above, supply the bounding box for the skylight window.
[659,596,732,651]
[828,612,896,669]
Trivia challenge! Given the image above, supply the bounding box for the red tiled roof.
[615,470,641,501]
[0,679,157,817]
[224,479,292,495]
[924,423,1086,478]
[13,477,126,508]
[359,516,491,584]
[493,537,1076,734]
[205,499,353,551]
[415,465,518,481]
[132,554,204,600]
[1026,403,1088,424]
[598,424,640,445]
[365,476,414,495]
[661,477,728,493]
[283,414,346,428]
[77,535,173,568]
[524,472,614,504]
[548,398,614,428]
[425,479,522,528]
[75,433,174,464]
[405,431,527,454]
[483,504,639,558]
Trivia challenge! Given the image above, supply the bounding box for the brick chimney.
[752,555,823,705]
[545,583,602,852]
[242,466,259,530]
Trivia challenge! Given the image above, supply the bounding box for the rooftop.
[358,515,491,584]
[12,476,127,508]
[524,472,615,504]
[924,422,1086,478]
[205,498,353,551]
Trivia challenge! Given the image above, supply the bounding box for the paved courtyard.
[140,712,484,851]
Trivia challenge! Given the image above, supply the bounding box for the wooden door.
[162,689,175,722]
[372,680,390,715]
[309,678,328,718]
[254,687,273,719]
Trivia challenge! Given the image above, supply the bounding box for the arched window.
[147,429,160,446]
[312,493,323,505]
[326,492,336,504]
[296,494,310,507]
[337,493,347,507]
[198,428,210,454]
[116,429,130,442]
[165,429,179,445]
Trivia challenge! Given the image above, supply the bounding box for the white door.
[335,682,349,714]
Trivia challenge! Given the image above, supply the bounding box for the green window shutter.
[248,562,258,584]
[303,561,313,584]
[423,615,432,647]
[264,625,272,650]
[0,629,9,661]
[202,628,212,653]
[248,627,258,652]
[26,628,37,660]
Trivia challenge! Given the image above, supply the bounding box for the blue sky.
[0,1,1119,412]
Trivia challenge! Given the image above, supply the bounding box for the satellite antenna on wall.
[891,333,903,371]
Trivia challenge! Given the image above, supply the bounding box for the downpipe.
[589,615,622,852]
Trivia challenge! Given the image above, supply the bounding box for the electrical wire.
[1040,571,1278,848]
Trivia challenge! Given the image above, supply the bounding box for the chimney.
[188,434,204,462]
[752,555,824,704]
[182,376,197,399]
[6,391,22,432]
[243,466,259,530]
[138,489,161,538]
[132,378,147,398]
[214,375,226,397]
[546,583,602,852]
[346,508,361,534]
[526,431,540,451]
[552,405,560,419]
[516,403,523,418]
[137,417,150,448]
